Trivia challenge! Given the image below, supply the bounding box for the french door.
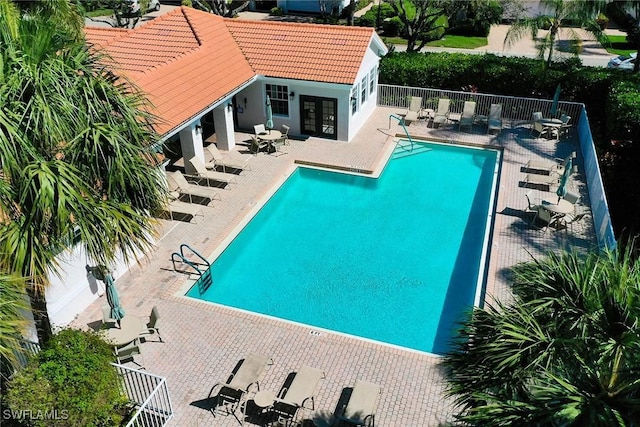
[300,96,337,140]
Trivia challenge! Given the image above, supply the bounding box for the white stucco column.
[179,121,205,175]
[213,104,236,151]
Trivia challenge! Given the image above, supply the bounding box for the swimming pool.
[187,140,500,354]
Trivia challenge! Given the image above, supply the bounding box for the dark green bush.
[382,17,404,37]
[4,329,130,427]
[355,3,395,28]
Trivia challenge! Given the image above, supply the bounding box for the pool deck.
[72,106,597,426]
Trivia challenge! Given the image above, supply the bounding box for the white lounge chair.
[187,157,237,187]
[204,144,252,173]
[432,98,450,128]
[522,173,561,191]
[524,152,575,176]
[487,104,503,135]
[167,171,221,205]
[271,366,325,425]
[403,96,423,123]
[458,101,476,132]
[209,353,273,422]
[161,198,204,222]
[335,380,381,426]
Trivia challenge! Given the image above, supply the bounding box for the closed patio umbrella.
[550,84,561,118]
[556,156,573,201]
[104,273,125,326]
[265,95,274,132]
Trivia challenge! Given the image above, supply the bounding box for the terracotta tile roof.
[224,19,375,85]
[85,7,255,136]
[84,7,380,136]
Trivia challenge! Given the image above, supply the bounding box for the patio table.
[541,198,574,215]
[257,130,282,153]
[102,315,144,346]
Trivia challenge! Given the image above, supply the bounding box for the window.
[266,84,289,116]
[351,86,358,115]
[369,67,376,94]
[361,76,367,105]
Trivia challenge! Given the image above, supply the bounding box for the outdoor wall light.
[289,91,295,100]
[227,103,233,111]
[195,124,202,134]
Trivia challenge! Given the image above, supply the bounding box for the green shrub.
[269,6,283,16]
[382,17,404,37]
[356,3,395,27]
[4,329,131,427]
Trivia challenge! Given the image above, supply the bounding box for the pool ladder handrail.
[171,243,210,276]
[172,244,213,293]
[389,114,414,152]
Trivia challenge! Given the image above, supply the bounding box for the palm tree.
[0,0,168,342]
[442,243,640,425]
[504,0,609,67]
[0,272,30,380]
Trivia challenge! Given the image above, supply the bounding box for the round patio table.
[541,198,574,215]
[102,316,144,346]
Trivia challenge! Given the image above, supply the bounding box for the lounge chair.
[458,101,476,132]
[271,366,325,425]
[208,353,273,422]
[167,171,221,205]
[432,98,450,128]
[487,104,503,135]
[524,152,575,176]
[403,96,423,123]
[187,157,237,187]
[204,144,252,174]
[138,306,162,343]
[522,173,561,191]
[159,197,204,222]
[335,380,381,427]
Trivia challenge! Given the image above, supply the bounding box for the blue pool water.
[187,141,499,354]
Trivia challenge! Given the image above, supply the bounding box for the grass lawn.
[382,35,487,49]
[606,35,636,56]
[85,8,113,18]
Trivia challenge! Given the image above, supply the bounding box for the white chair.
[432,98,450,128]
[458,101,476,132]
[487,104,503,135]
[280,124,290,145]
[115,341,144,369]
[254,124,266,136]
[559,114,572,138]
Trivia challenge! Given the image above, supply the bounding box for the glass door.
[300,96,337,139]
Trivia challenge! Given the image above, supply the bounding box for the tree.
[443,244,640,425]
[606,0,640,73]
[504,0,609,67]
[388,0,452,53]
[191,0,250,17]
[447,0,503,36]
[0,0,167,343]
[0,272,30,380]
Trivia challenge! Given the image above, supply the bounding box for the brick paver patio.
[72,106,597,426]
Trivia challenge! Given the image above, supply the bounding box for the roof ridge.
[181,6,204,45]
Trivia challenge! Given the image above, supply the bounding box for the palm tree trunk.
[26,288,52,345]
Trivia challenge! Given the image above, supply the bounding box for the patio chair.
[458,101,476,132]
[562,190,580,205]
[487,104,503,135]
[403,96,423,123]
[139,306,163,343]
[280,124,290,145]
[250,135,269,156]
[254,124,266,137]
[524,152,575,176]
[557,212,589,236]
[187,157,238,187]
[115,341,144,369]
[530,206,562,233]
[559,114,572,138]
[167,171,221,205]
[204,144,252,174]
[270,365,326,425]
[334,380,381,427]
[102,305,116,328]
[432,98,450,128]
[208,353,273,422]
